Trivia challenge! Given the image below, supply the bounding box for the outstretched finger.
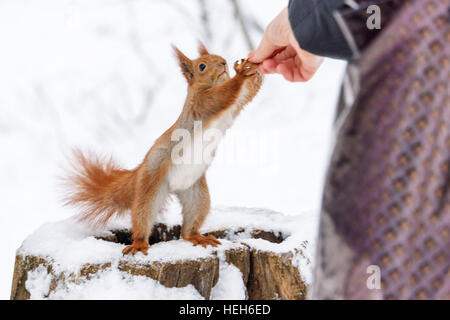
[277,63,295,82]
[272,45,297,63]
[261,59,279,74]
[249,35,283,64]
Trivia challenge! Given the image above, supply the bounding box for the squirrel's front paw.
[234,58,259,77]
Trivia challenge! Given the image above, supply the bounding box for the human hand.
[248,8,324,82]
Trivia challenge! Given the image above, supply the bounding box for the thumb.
[248,8,290,63]
[249,35,282,63]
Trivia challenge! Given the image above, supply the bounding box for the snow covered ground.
[0,0,345,299]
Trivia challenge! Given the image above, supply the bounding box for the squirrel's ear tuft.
[198,41,209,56]
[172,45,194,83]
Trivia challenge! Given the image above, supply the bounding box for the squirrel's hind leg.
[176,175,221,248]
[123,168,170,255]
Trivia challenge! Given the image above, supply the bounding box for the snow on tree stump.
[11,207,312,300]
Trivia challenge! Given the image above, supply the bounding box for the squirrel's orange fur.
[65,42,263,255]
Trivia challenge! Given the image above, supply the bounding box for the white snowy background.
[0,0,345,299]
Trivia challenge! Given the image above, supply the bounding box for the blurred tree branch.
[126,5,164,125]
[230,0,254,51]
[198,0,212,42]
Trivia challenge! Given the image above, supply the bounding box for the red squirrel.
[65,42,263,255]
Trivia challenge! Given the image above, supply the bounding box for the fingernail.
[248,56,258,63]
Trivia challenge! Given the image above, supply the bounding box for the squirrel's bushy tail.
[64,150,137,227]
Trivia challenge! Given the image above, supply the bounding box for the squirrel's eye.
[199,64,206,71]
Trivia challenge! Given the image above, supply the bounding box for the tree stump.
[11,212,311,300]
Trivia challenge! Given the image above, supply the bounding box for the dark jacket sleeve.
[288,0,352,60]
